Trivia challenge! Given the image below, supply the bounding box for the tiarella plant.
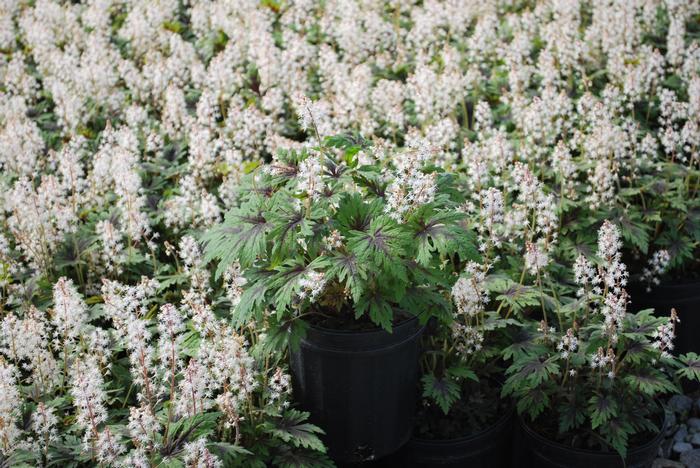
[410,112,568,437]
[621,71,700,279]
[204,134,477,346]
[0,237,331,467]
[418,260,514,439]
[503,220,700,457]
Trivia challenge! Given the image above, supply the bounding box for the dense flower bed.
[0,0,699,466]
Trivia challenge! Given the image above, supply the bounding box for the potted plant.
[503,220,700,467]
[623,146,700,355]
[203,134,477,462]
[387,259,515,467]
[561,62,700,356]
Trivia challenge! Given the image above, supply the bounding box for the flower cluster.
[652,308,680,359]
[641,249,671,292]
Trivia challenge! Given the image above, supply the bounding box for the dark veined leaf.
[488,276,541,313]
[2,449,38,468]
[206,442,253,464]
[354,289,394,331]
[446,365,479,382]
[158,457,186,468]
[600,417,634,459]
[501,328,546,361]
[398,285,449,324]
[516,387,549,420]
[269,259,310,315]
[618,213,651,254]
[677,353,700,381]
[268,409,326,453]
[347,215,409,282]
[589,394,618,429]
[203,203,270,276]
[658,230,695,270]
[267,199,314,262]
[256,317,309,355]
[408,208,474,266]
[422,374,461,415]
[335,193,383,233]
[272,447,335,468]
[231,274,270,327]
[623,368,678,395]
[506,355,560,388]
[322,252,367,302]
[324,133,369,151]
[162,412,222,456]
[558,401,586,433]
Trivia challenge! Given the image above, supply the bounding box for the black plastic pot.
[629,280,700,355]
[289,317,425,463]
[517,415,665,468]
[391,407,515,467]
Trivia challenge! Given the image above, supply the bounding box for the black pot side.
[391,407,515,467]
[517,415,665,468]
[289,317,425,464]
[629,280,700,356]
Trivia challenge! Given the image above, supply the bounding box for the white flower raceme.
[451,323,484,356]
[96,219,126,274]
[597,220,623,264]
[551,141,577,196]
[322,229,345,250]
[268,367,292,406]
[30,402,58,454]
[573,253,600,297]
[164,175,222,230]
[90,126,151,244]
[4,176,78,272]
[572,221,633,345]
[127,405,161,447]
[183,437,222,468]
[385,145,437,222]
[297,155,325,201]
[0,363,21,456]
[297,270,327,303]
[101,277,160,335]
[70,356,108,451]
[95,427,125,465]
[157,303,186,387]
[179,235,210,293]
[183,291,218,336]
[120,448,150,468]
[125,318,158,404]
[652,309,679,359]
[641,249,671,292]
[557,328,578,360]
[524,241,549,275]
[475,187,505,252]
[197,323,257,432]
[52,277,88,342]
[451,262,488,318]
[176,359,213,417]
[597,221,629,296]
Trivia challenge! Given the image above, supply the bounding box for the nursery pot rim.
[305,312,423,336]
[410,403,515,446]
[301,315,425,356]
[518,406,665,459]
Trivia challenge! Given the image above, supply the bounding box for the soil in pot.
[388,379,514,467]
[289,315,425,464]
[518,410,666,468]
